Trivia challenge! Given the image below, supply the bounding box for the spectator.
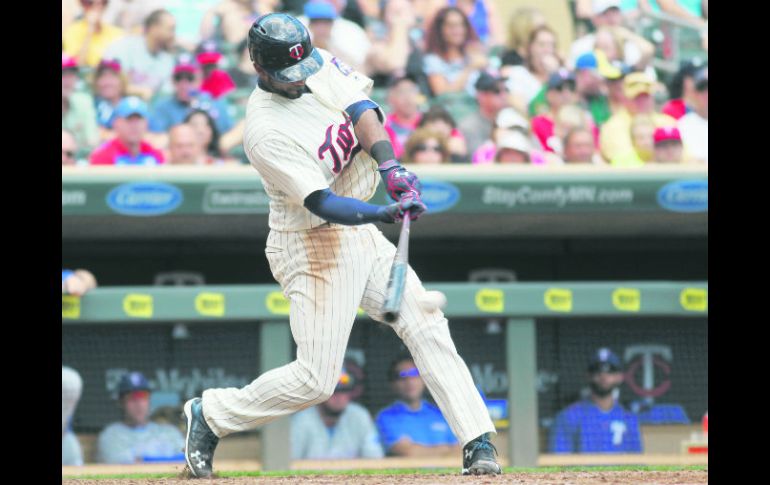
[605,61,629,115]
[573,52,613,126]
[662,58,706,120]
[149,55,234,135]
[62,54,100,154]
[196,40,236,100]
[101,0,166,34]
[610,114,656,166]
[459,72,510,156]
[90,97,165,165]
[104,9,178,100]
[563,127,604,164]
[530,69,579,152]
[62,130,83,167]
[299,0,371,75]
[500,7,546,68]
[600,72,675,161]
[227,39,260,90]
[63,0,125,68]
[62,366,84,466]
[201,0,276,45]
[418,106,469,163]
[473,126,558,166]
[501,25,561,114]
[549,348,643,453]
[62,268,98,296]
[640,0,708,29]
[423,6,487,96]
[291,362,384,459]
[162,0,221,51]
[97,372,185,464]
[63,0,82,33]
[677,67,707,163]
[184,109,224,159]
[652,126,686,164]
[448,0,504,46]
[376,354,459,456]
[384,76,424,160]
[568,1,654,74]
[403,128,450,165]
[167,124,223,165]
[92,58,127,132]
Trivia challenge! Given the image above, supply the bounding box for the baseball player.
[182,13,500,477]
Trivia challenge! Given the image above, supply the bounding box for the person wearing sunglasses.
[63,0,125,68]
[402,128,450,165]
[375,354,460,457]
[97,372,185,464]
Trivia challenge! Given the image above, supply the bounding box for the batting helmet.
[248,13,324,83]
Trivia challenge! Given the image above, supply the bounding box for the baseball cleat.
[183,397,219,478]
[462,433,502,475]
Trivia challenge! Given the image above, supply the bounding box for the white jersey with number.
[244,48,380,231]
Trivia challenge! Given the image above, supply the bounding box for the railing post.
[259,320,292,471]
[506,318,538,467]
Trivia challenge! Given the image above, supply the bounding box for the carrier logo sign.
[420,180,461,213]
[107,182,183,216]
[656,180,708,212]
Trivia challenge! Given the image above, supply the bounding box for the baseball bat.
[382,211,411,323]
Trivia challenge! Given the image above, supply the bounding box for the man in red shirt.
[90,96,164,166]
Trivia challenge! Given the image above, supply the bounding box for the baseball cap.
[114,96,150,119]
[496,107,529,131]
[196,40,223,65]
[173,54,199,75]
[594,50,622,79]
[547,69,575,90]
[653,126,682,144]
[496,129,531,153]
[575,52,598,71]
[694,67,708,90]
[592,0,622,15]
[117,371,151,396]
[97,58,122,74]
[623,72,654,99]
[588,348,622,373]
[62,53,78,71]
[304,0,338,20]
[335,365,358,392]
[475,71,508,93]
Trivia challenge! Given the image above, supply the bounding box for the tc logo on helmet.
[288,43,304,60]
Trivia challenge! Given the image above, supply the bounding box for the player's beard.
[590,381,619,398]
[259,76,306,99]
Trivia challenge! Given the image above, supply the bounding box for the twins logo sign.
[288,43,304,60]
[624,345,673,399]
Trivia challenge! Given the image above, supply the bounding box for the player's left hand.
[378,160,422,200]
[378,190,427,223]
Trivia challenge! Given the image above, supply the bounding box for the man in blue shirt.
[376,353,460,456]
[549,348,643,453]
[149,55,234,135]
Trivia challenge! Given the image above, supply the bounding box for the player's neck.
[591,394,615,411]
[404,398,422,411]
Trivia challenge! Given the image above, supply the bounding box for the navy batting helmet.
[248,13,324,83]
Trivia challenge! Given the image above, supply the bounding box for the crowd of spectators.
[62,0,707,167]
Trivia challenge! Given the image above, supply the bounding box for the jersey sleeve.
[305,49,375,113]
[246,132,329,206]
[549,408,578,453]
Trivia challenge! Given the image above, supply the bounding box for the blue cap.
[304,0,338,20]
[547,68,575,89]
[114,96,149,119]
[588,348,622,372]
[575,52,598,71]
[117,371,151,395]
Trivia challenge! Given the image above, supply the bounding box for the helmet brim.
[263,48,324,83]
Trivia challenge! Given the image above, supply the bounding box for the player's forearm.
[304,189,390,225]
[352,107,391,158]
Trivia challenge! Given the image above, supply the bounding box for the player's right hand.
[378,191,427,223]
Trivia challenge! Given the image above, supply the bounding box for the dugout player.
[182,13,500,477]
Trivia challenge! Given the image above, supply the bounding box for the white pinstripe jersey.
[244,48,381,231]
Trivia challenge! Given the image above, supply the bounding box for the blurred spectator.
[604,61,629,115]
[163,0,221,51]
[63,0,125,68]
[291,362,384,459]
[677,67,707,163]
[366,0,429,93]
[299,1,372,75]
[62,54,100,154]
[97,371,185,464]
[62,130,86,167]
[573,52,612,126]
[92,58,127,133]
[610,114,656,166]
[149,55,234,135]
[101,0,166,34]
[201,0,277,45]
[530,69,579,152]
[196,40,237,99]
[569,1,654,74]
[500,7,546,67]
[104,9,178,100]
[167,123,223,165]
[662,58,706,120]
[402,128,450,165]
[501,25,561,114]
[90,97,165,165]
[376,354,459,457]
[185,109,225,159]
[384,76,423,160]
[474,127,557,166]
[62,268,98,296]
[639,0,707,28]
[227,39,260,89]
[652,126,686,164]
[423,6,487,96]
[62,366,84,466]
[63,0,82,34]
[541,104,597,160]
[417,106,469,163]
[600,72,675,161]
[549,348,642,453]
[459,72,510,155]
[448,0,504,46]
[563,127,604,164]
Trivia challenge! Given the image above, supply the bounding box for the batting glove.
[378,190,427,223]
[378,160,422,201]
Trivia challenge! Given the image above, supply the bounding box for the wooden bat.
[382,211,411,323]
